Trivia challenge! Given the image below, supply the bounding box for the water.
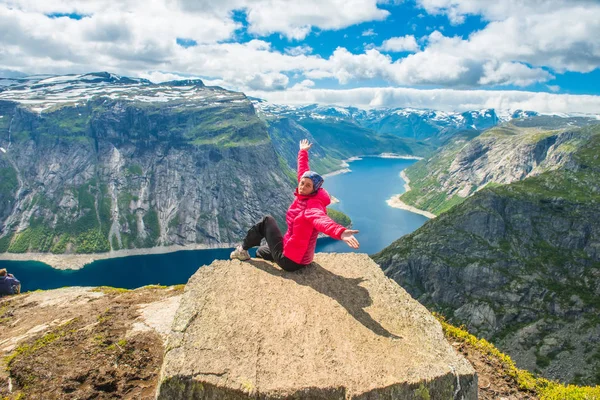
[318,157,429,255]
[0,157,428,291]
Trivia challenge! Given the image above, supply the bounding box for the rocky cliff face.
[0,73,294,254]
[374,130,600,385]
[399,119,600,215]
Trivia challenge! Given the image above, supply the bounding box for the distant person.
[230,139,360,271]
[0,268,21,297]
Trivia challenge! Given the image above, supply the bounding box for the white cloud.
[415,0,595,23]
[362,28,377,37]
[290,79,316,90]
[244,72,290,91]
[1,0,390,44]
[0,0,598,95]
[248,86,600,115]
[478,61,553,87]
[327,47,393,84]
[547,84,560,92]
[379,35,419,52]
[285,45,313,56]
[243,0,389,39]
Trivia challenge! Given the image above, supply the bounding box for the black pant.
[242,215,306,272]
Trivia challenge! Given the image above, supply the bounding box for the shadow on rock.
[248,260,401,340]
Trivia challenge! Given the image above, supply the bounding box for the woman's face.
[298,177,314,195]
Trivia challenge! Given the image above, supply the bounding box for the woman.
[230,139,360,271]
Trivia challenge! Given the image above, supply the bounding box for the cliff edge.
[157,253,477,399]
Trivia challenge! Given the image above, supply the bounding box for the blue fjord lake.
[0,157,429,291]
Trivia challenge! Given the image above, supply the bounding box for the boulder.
[157,253,477,399]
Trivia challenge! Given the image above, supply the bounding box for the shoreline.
[322,153,422,178]
[0,243,236,271]
[323,168,351,178]
[386,170,437,219]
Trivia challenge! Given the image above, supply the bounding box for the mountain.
[264,116,344,175]
[255,102,437,173]
[0,73,295,254]
[373,126,600,384]
[397,116,600,215]
[253,100,501,148]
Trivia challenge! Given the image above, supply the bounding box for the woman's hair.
[0,268,6,277]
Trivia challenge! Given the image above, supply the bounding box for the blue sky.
[1,0,600,112]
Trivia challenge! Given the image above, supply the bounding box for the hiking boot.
[230,245,250,261]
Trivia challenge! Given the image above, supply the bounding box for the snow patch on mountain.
[0,72,246,113]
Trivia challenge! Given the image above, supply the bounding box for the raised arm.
[297,139,312,181]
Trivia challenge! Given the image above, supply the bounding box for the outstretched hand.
[341,229,360,249]
[299,139,312,151]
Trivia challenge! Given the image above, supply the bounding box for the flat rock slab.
[158,253,477,399]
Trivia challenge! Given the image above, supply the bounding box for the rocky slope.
[3,258,597,399]
[398,118,600,215]
[0,73,295,254]
[0,285,183,399]
[373,130,600,385]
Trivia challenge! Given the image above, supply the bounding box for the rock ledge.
[157,253,477,399]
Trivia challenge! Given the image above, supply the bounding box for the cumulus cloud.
[248,86,600,115]
[415,0,596,23]
[379,35,419,52]
[244,72,290,91]
[0,0,598,95]
[243,0,389,39]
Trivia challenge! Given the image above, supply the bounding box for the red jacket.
[283,149,346,264]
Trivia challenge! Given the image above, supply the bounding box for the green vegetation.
[7,227,50,253]
[436,315,600,400]
[186,106,269,147]
[168,214,180,230]
[400,123,600,216]
[398,134,472,215]
[125,164,143,176]
[4,319,77,368]
[77,184,95,211]
[50,234,69,254]
[0,166,18,198]
[277,155,297,186]
[0,233,14,253]
[143,209,160,247]
[74,229,110,253]
[326,208,351,227]
[111,235,120,251]
[92,286,130,294]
